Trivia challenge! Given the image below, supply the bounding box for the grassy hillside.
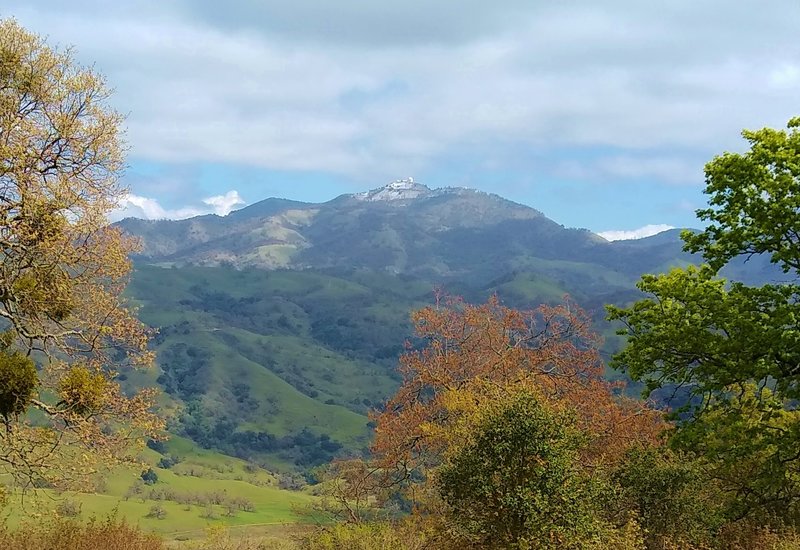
[126,256,655,469]
[4,436,316,542]
[126,265,436,470]
[125,241,782,471]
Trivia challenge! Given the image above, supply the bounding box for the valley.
[118,181,780,470]
[4,8,798,547]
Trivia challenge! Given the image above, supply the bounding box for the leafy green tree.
[608,117,800,520]
[437,392,608,548]
[612,446,723,547]
[140,468,158,486]
[684,117,800,273]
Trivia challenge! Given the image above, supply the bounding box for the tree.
[612,446,723,548]
[684,117,800,274]
[438,391,608,548]
[361,296,666,547]
[608,117,800,520]
[0,19,162,489]
[371,295,663,512]
[140,468,158,486]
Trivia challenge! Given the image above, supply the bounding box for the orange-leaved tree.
[370,295,664,508]
[0,19,162,491]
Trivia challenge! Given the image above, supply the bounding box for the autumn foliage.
[0,18,163,490]
[306,294,800,548]
[296,295,668,547]
[0,517,164,550]
[371,295,664,491]
[296,295,672,547]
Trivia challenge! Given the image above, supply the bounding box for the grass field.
[3,437,319,543]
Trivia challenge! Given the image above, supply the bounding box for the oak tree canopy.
[609,117,800,519]
[0,18,162,490]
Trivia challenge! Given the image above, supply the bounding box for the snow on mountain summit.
[354,178,433,202]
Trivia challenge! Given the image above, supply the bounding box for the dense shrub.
[146,504,167,520]
[157,454,181,469]
[612,446,724,548]
[0,517,163,550]
[55,498,82,518]
[141,468,159,485]
[437,392,611,548]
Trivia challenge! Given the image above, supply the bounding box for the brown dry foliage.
[0,516,164,550]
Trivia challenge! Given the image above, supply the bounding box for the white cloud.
[598,224,675,241]
[203,190,246,216]
[556,155,703,185]
[110,190,246,221]
[5,1,800,183]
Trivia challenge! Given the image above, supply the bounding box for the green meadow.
[3,437,318,542]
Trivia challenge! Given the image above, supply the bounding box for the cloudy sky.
[4,1,799,238]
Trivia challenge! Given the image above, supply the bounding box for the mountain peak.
[353,178,432,202]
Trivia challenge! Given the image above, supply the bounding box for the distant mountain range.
[121,179,666,279]
[118,179,783,470]
[119,178,781,288]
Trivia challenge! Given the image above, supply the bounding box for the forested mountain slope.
[120,180,781,470]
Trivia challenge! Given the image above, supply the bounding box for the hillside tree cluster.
[306,118,800,550]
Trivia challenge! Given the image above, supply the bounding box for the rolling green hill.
[126,265,432,470]
[119,181,783,470]
[5,435,317,542]
[124,260,643,470]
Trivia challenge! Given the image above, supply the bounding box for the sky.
[4,1,799,239]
